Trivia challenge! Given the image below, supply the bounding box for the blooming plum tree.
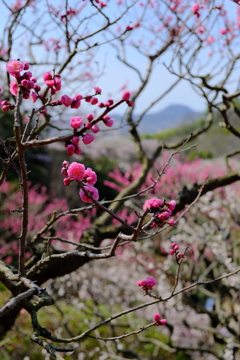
[0,1,240,359]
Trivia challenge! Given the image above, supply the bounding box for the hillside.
[112,104,202,135]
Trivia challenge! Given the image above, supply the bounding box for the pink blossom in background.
[192,3,201,17]
[67,162,85,180]
[79,185,99,203]
[126,25,133,31]
[220,29,229,35]
[206,36,215,45]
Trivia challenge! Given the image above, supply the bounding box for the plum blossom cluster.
[192,3,202,18]
[143,198,176,226]
[153,314,167,326]
[137,276,157,291]
[60,7,79,22]
[6,60,41,103]
[64,89,134,156]
[43,72,62,95]
[169,242,185,260]
[61,161,99,203]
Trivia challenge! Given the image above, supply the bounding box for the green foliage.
[142,110,240,159]
[187,149,213,162]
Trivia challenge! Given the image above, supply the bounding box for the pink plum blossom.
[74,147,82,155]
[206,36,215,45]
[168,219,175,226]
[61,94,72,107]
[103,115,114,127]
[71,136,80,145]
[91,125,100,133]
[82,134,94,144]
[70,116,82,129]
[63,178,72,186]
[79,185,99,203]
[30,91,37,103]
[67,162,85,180]
[105,99,114,107]
[93,86,102,94]
[127,100,134,107]
[138,276,157,290]
[84,168,97,186]
[6,60,24,77]
[154,314,161,322]
[90,97,98,105]
[167,200,176,211]
[122,90,131,101]
[10,80,18,95]
[143,199,163,212]
[86,114,93,122]
[154,314,167,325]
[156,210,172,220]
[66,144,75,156]
[34,85,41,92]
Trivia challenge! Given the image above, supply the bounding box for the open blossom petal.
[30,91,37,103]
[67,162,85,180]
[9,80,18,95]
[7,60,24,77]
[143,199,163,212]
[84,167,97,185]
[138,276,156,290]
[79,185,99,203]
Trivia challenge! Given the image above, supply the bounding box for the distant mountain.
[112,104,202,135]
